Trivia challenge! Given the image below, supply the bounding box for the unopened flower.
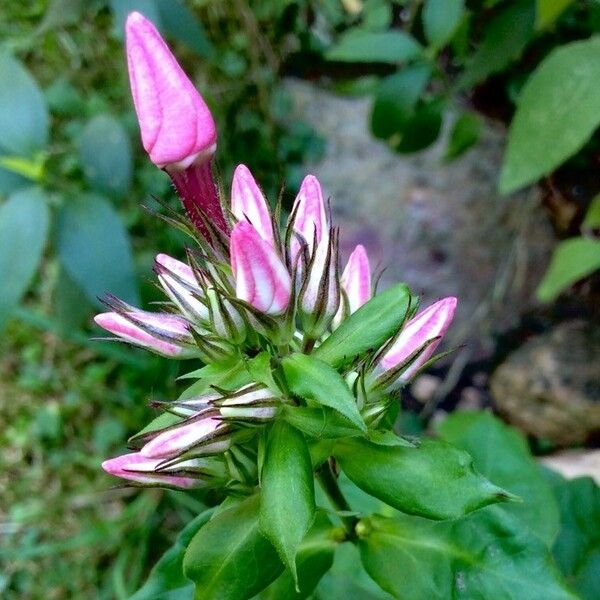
[376,296,457,387]
[125,11,227,237]
[334,244,372,327]
[94,309,198,358]
[231,164,275,245]
[230,222,291,315]
[102,451,207,488]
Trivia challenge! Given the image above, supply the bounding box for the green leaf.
[551,476,600,600]
[155,0,214,57]
[334,437,512,520]
[313,283,411,368]
[536,0,575,30]
[436,411,559,546]
[422,0,464,48]
[260,422,316,586]
[282,354,366,431]
[78,115,132,197]
[359,510,576,600]
[445,112,482,160]
[583,193,600,230]
[56,193,139,306]
[536,237,600,302]
[391,97,444,154]
[371,65,432,140]
[326,30,421,64]
[459,0,535,90]
[260,512,336,599]
[0,187,49,328]
[54,267,93,332]
[282,406,363,440]
[183,495,284,600]
[38,0,87,32]
[130,508,213,600]
[0,166,29,195]
[500,38,600,194]
[0,53,49,156]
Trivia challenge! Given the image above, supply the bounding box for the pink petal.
[230,222,291,315]
[231,165,274,245]
[341,244,372,313]
[290,175,328,260]
[155,253,196,285]
[125,12,216,167]
[379,297,457,380]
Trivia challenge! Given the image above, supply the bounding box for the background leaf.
[359,511,575,600]
[422,0,464,48]
[78,115,133,197]
[0,187,49,328]
[0,53,49,156]
[445,112,482,160]
[260,420,315,584]
[183,495,284,600]
[536,237,600,302]
[436,411,560,545]
[56,193,140,306]
[155,0,213,57]
[110,0,161,37]
[326,30,421,64]
[500,38,600,193]
[536,0,575,30]
[334,437,511,520]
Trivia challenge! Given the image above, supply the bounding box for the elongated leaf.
[422,0,464,48]
[56,193,139,306]
[536,0,575,30]
[155,0,213,57]
[334,437,512,520]
[78,115,132,197]
[313,283,411,368]
[183,495,283,600]
[0,187,49,328]
[260,512,336,600]
[459,0,535,90]
[260,421,315,585]
[536,237,600,302]
[282,354,366,431]
[327,30,421,64]
[282,406,363,440]
[359,511,575,600]
[130,508,213,600]
[0,53,49,156]
[582,194,600,230]
[501,38,600,193]
[445,112,482,160]
[551,476,600,600]
[436,411,559,545]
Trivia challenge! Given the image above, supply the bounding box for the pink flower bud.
[140,414,230,459]
[378,297,457,384]
[230,222,291,315]
[125,12,216,169]
[231,164,274,245]
[102,451,201,488]
[290,175,328,261]
[125,12,228,238]
[334,244,372,327]
[218,384,279,421]
[155,253,209,323]
[94,309,198,358]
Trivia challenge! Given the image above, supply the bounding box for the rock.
[540,450,600,486]
[490,321,600,446]
[410,374,442,404]
[287,79,555,359]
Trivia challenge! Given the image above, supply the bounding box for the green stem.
[316,461,358,539]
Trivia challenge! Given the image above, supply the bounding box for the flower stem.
[316,460,357,539]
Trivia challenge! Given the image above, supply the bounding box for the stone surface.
[540,450,600,486]
[490,321,600,446]
[288,79,555,359]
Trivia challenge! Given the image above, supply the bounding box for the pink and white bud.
[125,12,227,237]
[94,310,198,358]
[290,175,328,262]
[206,288,247,344]
[231,164,274,245]
[378,297,457,385]
[230,222,291,315]
[102,451,202,488]
[218,384,279,421]
[334,244,372,327]
[141,414,230,459]
[155,254,209,323]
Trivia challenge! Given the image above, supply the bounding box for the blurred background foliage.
[1,0,599,598]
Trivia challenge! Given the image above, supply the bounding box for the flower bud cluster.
[99,12,457,490]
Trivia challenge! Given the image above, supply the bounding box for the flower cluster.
[99,12,457,490]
